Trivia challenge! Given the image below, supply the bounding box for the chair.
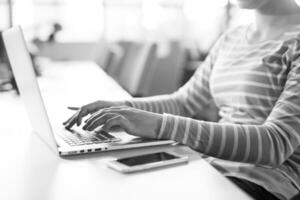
[116,42,157,96]
[107,41,134,80]
[95,42,123,72]
[147,41,187,96]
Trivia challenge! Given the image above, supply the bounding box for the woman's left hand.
[82,107,162,139]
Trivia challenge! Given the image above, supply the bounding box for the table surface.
[0,60,252,200]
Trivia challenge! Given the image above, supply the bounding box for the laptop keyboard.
[60,129,121,146]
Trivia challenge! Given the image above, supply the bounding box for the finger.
[64,103,99,128]
[102,115,128,132]
[84,107,123,126]
[63,112,78,126]
[76,108,90,126]
[63,118,69,125]
[64,112,80,129]
[85,109,103,123]
[85,106,123,122]
[63,106,83,126]
[85,106,128,124]
[67,106,80,110]
[84,108,112,125]
[84,113,117,131]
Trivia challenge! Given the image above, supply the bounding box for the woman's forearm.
[157,113,299,168]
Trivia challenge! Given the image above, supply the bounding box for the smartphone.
[106,151,188,173]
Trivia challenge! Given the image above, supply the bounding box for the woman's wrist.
[124,100,133,107]
[154,114,163,138]
[106,100,132,107]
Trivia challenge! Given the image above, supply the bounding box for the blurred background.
[0,0,255,97]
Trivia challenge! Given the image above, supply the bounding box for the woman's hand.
[63,100,129,129]
[82,107,162,139]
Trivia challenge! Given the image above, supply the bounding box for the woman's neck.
[248,0,300,43]
[255,13,300,34]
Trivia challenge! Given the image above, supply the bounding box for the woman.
[64,0,300,199]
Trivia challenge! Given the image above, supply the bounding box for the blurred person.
[64,0,300,199]
[47,23,62,43]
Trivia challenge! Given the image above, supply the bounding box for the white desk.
[0,60,252,200]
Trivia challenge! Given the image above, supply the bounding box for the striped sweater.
[129,26,300,200]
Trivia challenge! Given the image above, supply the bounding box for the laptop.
[2,26,173,156]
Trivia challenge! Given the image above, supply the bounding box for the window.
[0,0,254,51]
[10,0,104,41]
[0,0,10,29]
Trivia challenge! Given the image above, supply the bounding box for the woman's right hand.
[63,100,129,129]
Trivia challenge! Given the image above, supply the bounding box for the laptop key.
[94,133,108,141]
[97,130,116,139]
[61,128,121,146]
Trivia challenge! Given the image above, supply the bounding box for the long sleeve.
[128,36,224,117]
[157,48,300,168]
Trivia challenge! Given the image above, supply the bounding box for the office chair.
[147,41,187,96]
[117,42,157,96]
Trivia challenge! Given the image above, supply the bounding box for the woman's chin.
[230,0,265,9]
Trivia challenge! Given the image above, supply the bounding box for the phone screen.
[117,152,179,166]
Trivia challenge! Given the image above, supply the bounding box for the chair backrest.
[108,41,135,79]
[135,43,157,96]
[93,42,110,70]
[117,42,157,96]
[95,42,123,72]
[147,41,186,96]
